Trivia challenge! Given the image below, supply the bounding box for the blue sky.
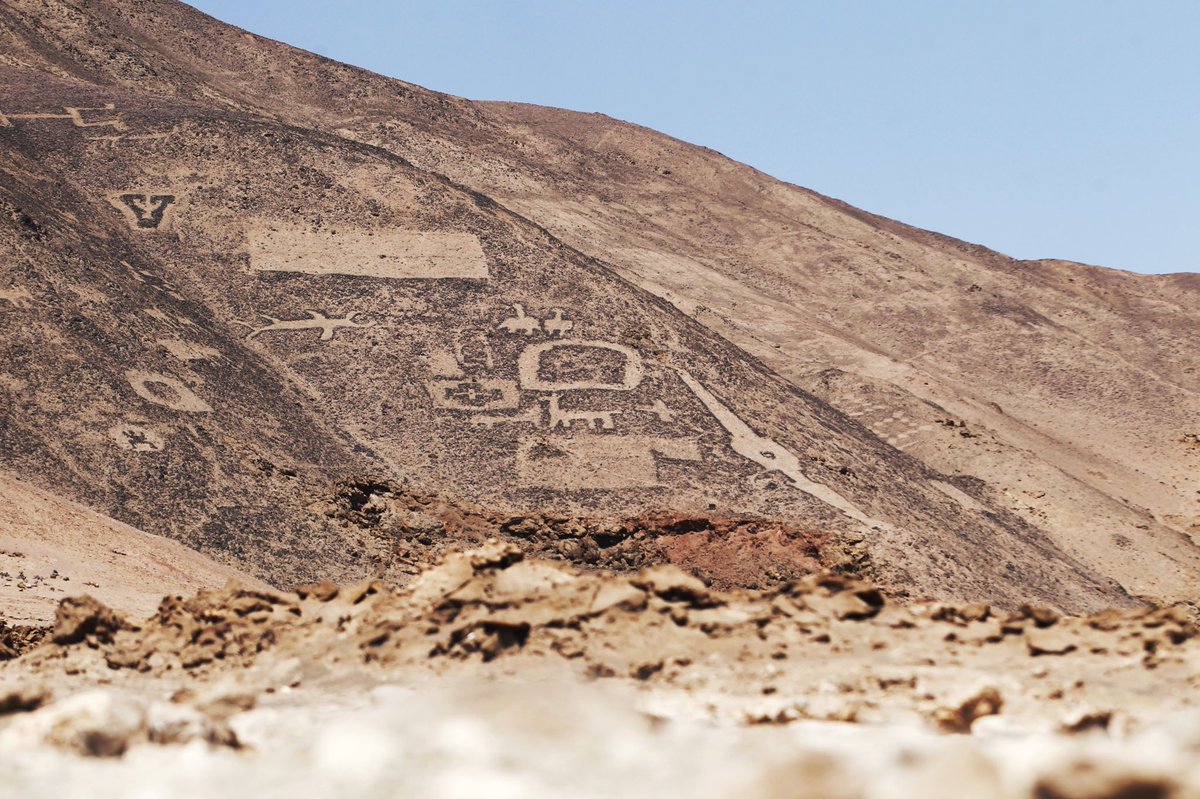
[189,1,1198,275]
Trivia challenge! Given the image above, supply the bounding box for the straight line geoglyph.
[0,104,125,130]
[674,369,890,530]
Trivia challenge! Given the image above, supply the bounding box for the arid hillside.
[0,472,264,624]
[0,0,1195,612]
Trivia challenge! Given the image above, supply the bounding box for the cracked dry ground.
[2,542,1199,798]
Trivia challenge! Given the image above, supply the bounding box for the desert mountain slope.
[0,472,266,623]
[390,105,1200,604]
[0,0,1192,610]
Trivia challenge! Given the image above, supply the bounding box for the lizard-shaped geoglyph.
[240,310,374,342]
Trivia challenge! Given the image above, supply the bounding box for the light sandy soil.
[2,543,1197,797]
[5,678,1200,799]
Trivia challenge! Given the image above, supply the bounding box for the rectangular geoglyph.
[248,227,488,279]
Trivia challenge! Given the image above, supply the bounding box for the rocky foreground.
[1,543,1197,797]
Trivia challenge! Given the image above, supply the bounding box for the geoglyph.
[238,310,374,342]
[125,371,212,414]
[518,436,702,488]
[0,104,125,130]
[248,227,488,279]
[108,192,178,232]
[675,368,889,530]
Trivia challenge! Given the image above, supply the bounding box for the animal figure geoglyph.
[498,303,576,338]
[497,303,540,336]
[239,310,374,341]
[543,309,574,338]
[542,392,618,430]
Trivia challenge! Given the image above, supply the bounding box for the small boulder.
[932,686,1004,733]
[588,581,647,615]
[632,564,712,605]
[296,582,339,602]
[52,596,126,646]
[1027,627,1077,656]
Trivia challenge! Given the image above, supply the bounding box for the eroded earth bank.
[3,542,1199,798]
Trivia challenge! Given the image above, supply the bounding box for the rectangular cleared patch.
[517,436,700,489]
[248,227,488,279]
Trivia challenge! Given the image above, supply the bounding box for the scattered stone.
[51,596,126,646]
[632,564,713,605]
[38,691,149,757]
[2,690,243,757]
[1033,760,1178,799]
[932,687,1004,733]
[0,685,49,715]
[1061,710,1113,734]
[960,603,991,622]
[1023,605,1061,628]
[1028,627,1078,656]
[296,582,339,602]
[0,620,48,660]
[588,581,647,615]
